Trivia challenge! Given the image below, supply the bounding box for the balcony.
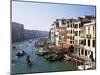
[80,34,85,38]
[86,34,91,38]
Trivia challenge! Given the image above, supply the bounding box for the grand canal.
[11,39,78,74]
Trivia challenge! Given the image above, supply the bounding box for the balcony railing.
[86,34,91,38]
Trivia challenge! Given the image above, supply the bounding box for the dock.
[64,54,85,64]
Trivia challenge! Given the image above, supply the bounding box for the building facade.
[49,19,68,47]
[49,16,96,62]
[79,18,96,61]
[76,16,96,62]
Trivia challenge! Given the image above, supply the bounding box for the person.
[26,55,32,66]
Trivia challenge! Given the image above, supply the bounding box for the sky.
[12,1,96,31]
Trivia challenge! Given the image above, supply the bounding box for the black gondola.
[26,56,32,66]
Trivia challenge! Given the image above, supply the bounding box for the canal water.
[11,39,78,74]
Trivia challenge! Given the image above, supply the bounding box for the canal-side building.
[49,18,72,50]
[12,22,24,42]
[77,16,96,61]
[80,18,95,61]
[49,16,96,62]
[49,19,60,47]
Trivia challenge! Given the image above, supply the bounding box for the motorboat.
[16,51,26,57]
[78,65,92,70]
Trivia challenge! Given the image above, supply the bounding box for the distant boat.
[13,46,16,49]
[16,51,26,57]
[29,40,32,43]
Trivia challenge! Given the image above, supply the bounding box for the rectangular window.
[72,41,74,44]
[81,49,84,55]
[71,24,72,28]
[71,30,72,34]
[74,24,78,28]
[73,37,74,40]
[79,49,80,56]
[88,39,90,46]
[79,31,80,36]
[70,41,72,44]
[88,27,90,34]
[80,40,84,45]
[85,50,87,56]
[93,40,95,47]
[79,23,83,28]
[67,25,69,27]
[93,26,95,35]
[84,39,86,45]
[79,23,81,28]
[75,31,78,36]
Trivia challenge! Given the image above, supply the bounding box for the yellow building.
[79,16,96,61]
[66,19,75,45]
